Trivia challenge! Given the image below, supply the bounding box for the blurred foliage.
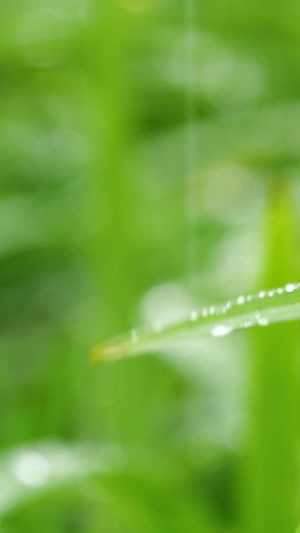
[1,0,300,531]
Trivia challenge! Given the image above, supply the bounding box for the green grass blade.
[245,182,299,533]
[90,281,300,363]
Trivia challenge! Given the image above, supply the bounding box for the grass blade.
[245,182,299,533]
[90,281,300,364]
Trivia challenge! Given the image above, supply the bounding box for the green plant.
[90,282,300,363]
[2,0,300,531]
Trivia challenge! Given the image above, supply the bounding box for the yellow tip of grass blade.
[89,335,137,364]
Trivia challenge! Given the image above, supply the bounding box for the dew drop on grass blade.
[90,282,300,364]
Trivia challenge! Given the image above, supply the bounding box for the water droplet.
[258,318,269,326]
[244,320,254,328]
[190,310,198,322]
[211,325,233,337]
[268,290,276,297]
[259,291,266,299]
[209,306,216,315]
[246,295,253,302]
[277,287,284,295]
[226,301,233,310]
[285,283,297,293]
[202,307,209,318]
[237,296,245,305]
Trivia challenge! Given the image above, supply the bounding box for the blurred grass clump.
[1,0,300,532]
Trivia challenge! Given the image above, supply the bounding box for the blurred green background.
[1,1,300,531]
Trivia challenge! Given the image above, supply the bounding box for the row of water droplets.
[130,282,300,344]
[207,282,299,337]
[90,282,300,363]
